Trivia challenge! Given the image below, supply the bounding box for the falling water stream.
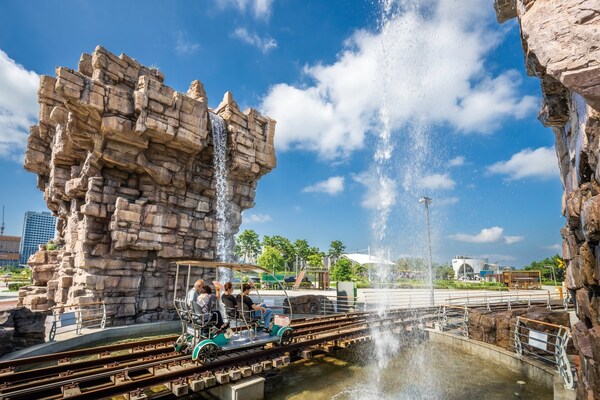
[367,0,446,395]
[210,112,234,283]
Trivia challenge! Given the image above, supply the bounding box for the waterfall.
[368,0,436,392]
[210,112,234,283]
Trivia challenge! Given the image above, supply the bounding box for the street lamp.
[419,196,434,306]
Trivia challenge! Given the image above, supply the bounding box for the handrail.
[49,301,108,341]
[513,316,574,390]
[516,316,571,332]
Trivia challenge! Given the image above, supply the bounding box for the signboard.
[274,315,290,327]
[529,330,548,351]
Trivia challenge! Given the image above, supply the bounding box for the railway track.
[0,309,436,399]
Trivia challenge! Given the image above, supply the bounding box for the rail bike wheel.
[279,329,293,346]
[195,342,219,364]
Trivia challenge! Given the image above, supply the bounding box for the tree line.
[235,229,346,272]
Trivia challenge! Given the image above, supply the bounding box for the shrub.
[8,282,28,291]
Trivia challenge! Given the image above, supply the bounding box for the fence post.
[514,317,522,356]
[555,326,574,390]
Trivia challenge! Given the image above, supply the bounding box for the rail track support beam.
[125,389,148,400]
[228,369,242,381]
[215,371,230,384]
[261,360,272,371]
[208,376,265,400]
[168,380,189,397]
[240,366,252,377]
[203,375,216,388]
[251,363,263,374]
[62,383,81,398]
[188,378,205,392]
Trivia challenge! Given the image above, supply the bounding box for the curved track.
[0,309,436,399]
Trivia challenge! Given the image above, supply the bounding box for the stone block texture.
[20,46,276,324]
[495,1,600,398]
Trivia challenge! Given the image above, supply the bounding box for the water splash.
[368,0,437,387]
[210,112,234,283]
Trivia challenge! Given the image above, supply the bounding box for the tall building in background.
[19,211,57,265]
[0,236,21,267]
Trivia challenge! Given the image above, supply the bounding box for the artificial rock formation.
[495,1,600,398]
[20,46,276,323]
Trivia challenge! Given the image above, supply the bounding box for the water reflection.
[265,341,552,400]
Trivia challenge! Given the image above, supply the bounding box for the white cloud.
[175,31,200,56]
[504,235,524,245]
[487,147,559,180]
[421,173,456,190]
[260,0,537,160]
[545,244,562,251]
[450,226,524,244]
[448,156,465,167]
[232,28,277,54]
[216,0,274,19]
[0,49,39,161]
[450,226,504,243]
[243,213,272,223]
[303,176,345,196]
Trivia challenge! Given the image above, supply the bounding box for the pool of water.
[264,341,553,400]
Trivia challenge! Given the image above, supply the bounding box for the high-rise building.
[19,211,57,265]
[0,236,21,267]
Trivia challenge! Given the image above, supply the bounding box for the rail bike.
[172,260,294,364]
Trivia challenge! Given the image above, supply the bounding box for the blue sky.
[0,0,564,267]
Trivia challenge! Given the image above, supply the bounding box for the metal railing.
[445,291,560,310]
[513,317,574,390]
[436,305,469,337]
[48,302,107,341]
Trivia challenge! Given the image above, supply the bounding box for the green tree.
[434,264,455,280]
[306,253,324,269]
[331,258,353,281]
[235,230,261,263]
[328,240,346,263]
[294,239,311,265]
[524,254,564,283]
[262,235,296,269]
[257,246,285,273]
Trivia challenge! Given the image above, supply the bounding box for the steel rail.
[0,335,179,369]
[1,312,435,399]
[67,317,420,400]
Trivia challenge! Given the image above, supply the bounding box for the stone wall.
[468,307,571,351]
[20,46,276,324]
[0,307,46,356]
[494,1,600,398]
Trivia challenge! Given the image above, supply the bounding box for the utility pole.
[419,196,434,306]
[0,206,4,236]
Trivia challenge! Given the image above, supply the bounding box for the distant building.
[19,211,57,265]
[451,256,489,279]
[0,235,21,267]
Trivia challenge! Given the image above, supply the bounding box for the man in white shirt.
[186,279,204,307]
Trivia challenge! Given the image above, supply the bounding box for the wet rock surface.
[496,0,600,397]
[20,46,276,324]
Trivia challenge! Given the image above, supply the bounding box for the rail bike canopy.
[174,260,270,274]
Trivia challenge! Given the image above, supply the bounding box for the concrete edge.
[425,329,575,400]
[1,321,181,360]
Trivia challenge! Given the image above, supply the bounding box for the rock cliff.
[495,0,600,397]
[20,46,276,324]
